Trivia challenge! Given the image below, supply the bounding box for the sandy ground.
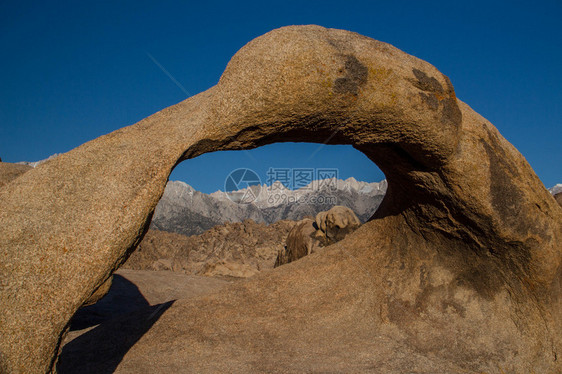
[59,268,236,372]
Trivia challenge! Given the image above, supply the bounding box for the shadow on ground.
[57,274,174,373]
[69,275,151,330]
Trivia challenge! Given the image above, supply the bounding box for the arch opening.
[124,143,387,273]
[58,142,390,369]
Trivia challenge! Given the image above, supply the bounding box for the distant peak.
[16,153,61,167]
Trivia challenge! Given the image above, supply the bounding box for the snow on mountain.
[16,154,61,167]
[549,184,562,195]
[12,155,558,236]
[151,178,387,236]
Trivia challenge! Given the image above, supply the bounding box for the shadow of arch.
[69,274,151,331]
[57,301,174,374]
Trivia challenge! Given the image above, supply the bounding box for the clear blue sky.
[1,1,560,193]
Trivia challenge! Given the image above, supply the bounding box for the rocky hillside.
[151,177,387,236]
[124,219,297,278]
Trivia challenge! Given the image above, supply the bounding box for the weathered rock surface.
[0,162,32,188]
[275,218,319,267]
[58,269,233,374]
[1,25,561,373]
[275,206,361,266]
[555,192,562,207]
[81,276,113,307]
[316,205,361,245]
[124,220,296,277]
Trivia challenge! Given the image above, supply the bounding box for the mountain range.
[8,154,561,237]
[150,177,387,236]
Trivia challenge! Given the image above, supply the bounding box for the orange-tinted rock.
[275,206,361,267]
[554,192,562,207]
[1,26,561,373]
[0,162,32,188]
[275,218,318,267]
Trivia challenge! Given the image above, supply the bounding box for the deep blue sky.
[1,1,560,193]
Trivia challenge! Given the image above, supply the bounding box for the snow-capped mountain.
[16,153,61,167]
[151,178,387,236]
[549,184,562,195]
[10,154,559,237]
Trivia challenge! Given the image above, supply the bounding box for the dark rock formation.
[1,25,561,373]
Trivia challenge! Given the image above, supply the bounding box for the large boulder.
[275,206,361,267]
[1,26,561,373]
[316,205,361,245]
[274,218,319,267]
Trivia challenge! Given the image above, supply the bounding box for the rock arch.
[0,25,561,373]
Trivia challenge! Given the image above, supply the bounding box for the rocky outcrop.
[274,218,319,267]
[1,26,561,373]
[315,205,361,245]
[124,220,296,277]
[275,206,361,267]
[121,229,194,272]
